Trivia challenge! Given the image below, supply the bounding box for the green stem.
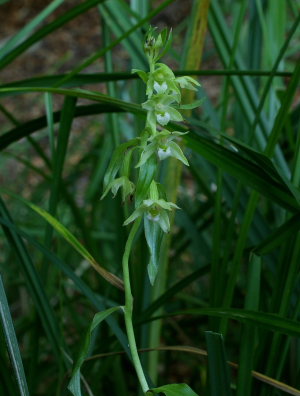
[122,217,149,394]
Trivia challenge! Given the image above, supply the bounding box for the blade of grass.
[67,307,121,396]
[0,216,130,356]
[0,275,30,396]
[236,254,261,396]
[0,69,292,96]
[147,308,300,338]
[0,189,124,290]
[0,0,64,59]
[42,96,77,279]
[0,197,65,367]
[205,331,232,396]
[0,0,106,70]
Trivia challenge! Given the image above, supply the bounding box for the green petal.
[142,99,155,111]
[169,141,189,166]
[131,68,148,84]
[136,144,156,168]
[166,107,183,122]
[158,211,170,233]
[123,207,144,226]
[156,199,180,211]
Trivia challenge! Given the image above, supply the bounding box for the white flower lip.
[156,112,170,125]
[147,213,160,222]
[154,81,168,94]
[158,146,171,160]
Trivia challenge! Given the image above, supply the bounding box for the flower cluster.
[102,27,201,282]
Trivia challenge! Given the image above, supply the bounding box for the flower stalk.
[101,26,201,392]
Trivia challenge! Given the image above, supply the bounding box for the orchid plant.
[101,27,201,395]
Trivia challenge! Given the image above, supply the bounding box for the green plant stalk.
[122,217,149,393]
[147,0,211,381]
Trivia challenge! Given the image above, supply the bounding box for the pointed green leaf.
[67,307,121,396]
[132,68,148,84]
[168,141,189,166]
[148,383,199,396]
[144,217,163,285]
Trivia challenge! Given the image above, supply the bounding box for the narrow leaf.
[148,383,199,396]
[205,331,232,396]
[144,217,163,285]
[0,190,124,290]
[0,276,30,396]
[67,307,121,396]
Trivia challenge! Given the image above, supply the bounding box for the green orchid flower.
[147,63,180,99]
[123,198,179,233]
[136,130,189,167]
[175,75,200,91]
[142,95,183,127]
[101,176,135,202]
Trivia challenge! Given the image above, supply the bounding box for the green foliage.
[0,1,300,395]
[67,307,121,396]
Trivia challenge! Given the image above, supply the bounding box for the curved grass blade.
[43,96,77,278]
[236,254,261,396]
[0,216,129,356]
[99,0,146,68]
[0,0,64,60]
[0,197,64,366]
[205,331,232,396]
[149,308,300,338]
[0,86,143,114]
[186,133,300,212]
[67,307,121,396]
[0,69,292,97]
[0,275,30,396]
[0,0,106,70]
[0,189,124,290]
[0,103,125,151]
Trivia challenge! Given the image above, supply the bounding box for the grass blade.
[67,307,121,396]
[0,0,64,60]
[0,275,30,396]
[0,0,106,70]
[0,197,64,366]
[0,189,124,290]
[205,331,232,396]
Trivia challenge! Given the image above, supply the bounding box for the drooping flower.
[136,130,189,167]
[123,198,179,233]
[142,95,183,128]
[101,176,135,202]
[175,76,201,91]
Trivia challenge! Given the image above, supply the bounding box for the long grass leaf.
[67,307,121,396]
[0,189,124,290]
[0,216,129,356]
[205,331,232,396]
[0,0,64,60]
[0,275,30,396]
[0,0,106,70]
[0,197,64,366]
